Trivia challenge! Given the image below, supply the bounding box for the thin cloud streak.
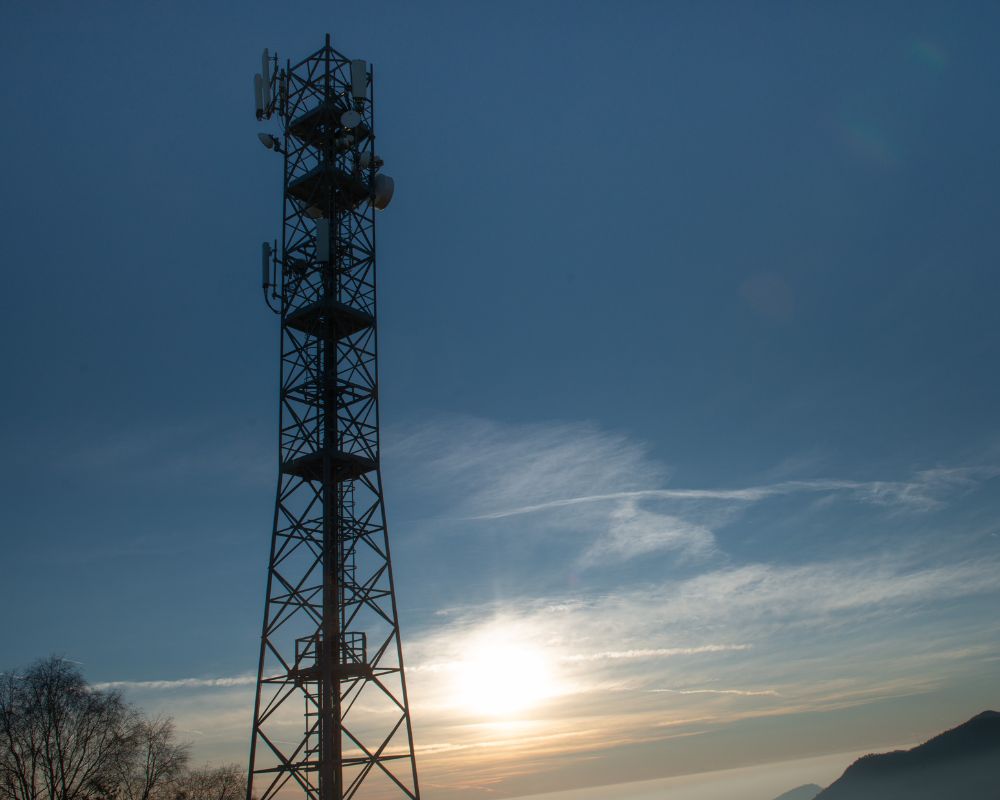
[86,645,751,695]
[469,469,1000,521]
[561,645,751,663]
[94,674,257,691]
[648,688,781,697]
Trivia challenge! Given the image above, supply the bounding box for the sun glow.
[454,637,559,718]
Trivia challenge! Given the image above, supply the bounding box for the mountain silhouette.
[771,784,821,800]
[812,710,1000,800]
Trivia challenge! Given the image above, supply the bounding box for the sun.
[454,638,558,718]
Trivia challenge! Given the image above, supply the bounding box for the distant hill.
[771,784,821,800]
[813,710,1000,800]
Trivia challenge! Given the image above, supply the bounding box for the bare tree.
[0,658,187,800]
[1,658,239,800]
[0,668,40,800]
[109,718,188,800]
[172,766,245,800]
[0,657,134,800]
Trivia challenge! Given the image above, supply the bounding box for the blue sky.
[2,2,999,799]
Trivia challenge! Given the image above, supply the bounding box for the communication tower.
[247,36,418,800]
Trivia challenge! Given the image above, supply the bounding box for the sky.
[2,1,1000,799]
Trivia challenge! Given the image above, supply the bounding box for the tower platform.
[281,448,377,482]
[288,163,369,207]
[288,100,372,147]
[285,297,374,339]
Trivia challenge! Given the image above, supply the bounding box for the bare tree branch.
[172,765,246,800]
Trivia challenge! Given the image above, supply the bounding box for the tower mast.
[248,35,416,800]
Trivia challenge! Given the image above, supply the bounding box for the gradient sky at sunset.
[2,2,1000,799]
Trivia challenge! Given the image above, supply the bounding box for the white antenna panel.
[350,60,368,102]
[254,74,264,114]
[261,49,272,106]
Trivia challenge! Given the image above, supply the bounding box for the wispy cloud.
[104,552,1000,798]
[561,645,751,663]
[470,470,1000,521]
[578,500,716,566]
[407,556,1000,680]
[108,417,1000,797]
[648,688,781,697]
[94,675,257,691]
[388,555,998,794]
[396,553,1000,739]
[407,552,997,784]
[390,418,1000,568]
[388,418,663,517]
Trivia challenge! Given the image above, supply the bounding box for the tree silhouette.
[0,658,187,800]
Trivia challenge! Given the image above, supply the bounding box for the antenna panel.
[350,60,368,102]
[262,242,272,287]
[254,74,264,114]
[261,49,272,106]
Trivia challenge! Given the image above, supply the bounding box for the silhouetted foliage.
[0,658,188,800]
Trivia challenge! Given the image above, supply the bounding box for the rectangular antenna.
[254,74,264,116]
[261,49,272,107]
[261,242,272,288]
[350,60,368,103]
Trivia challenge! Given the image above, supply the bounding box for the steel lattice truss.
[248,37,420,800]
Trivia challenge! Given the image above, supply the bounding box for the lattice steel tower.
[247,36,419,800]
